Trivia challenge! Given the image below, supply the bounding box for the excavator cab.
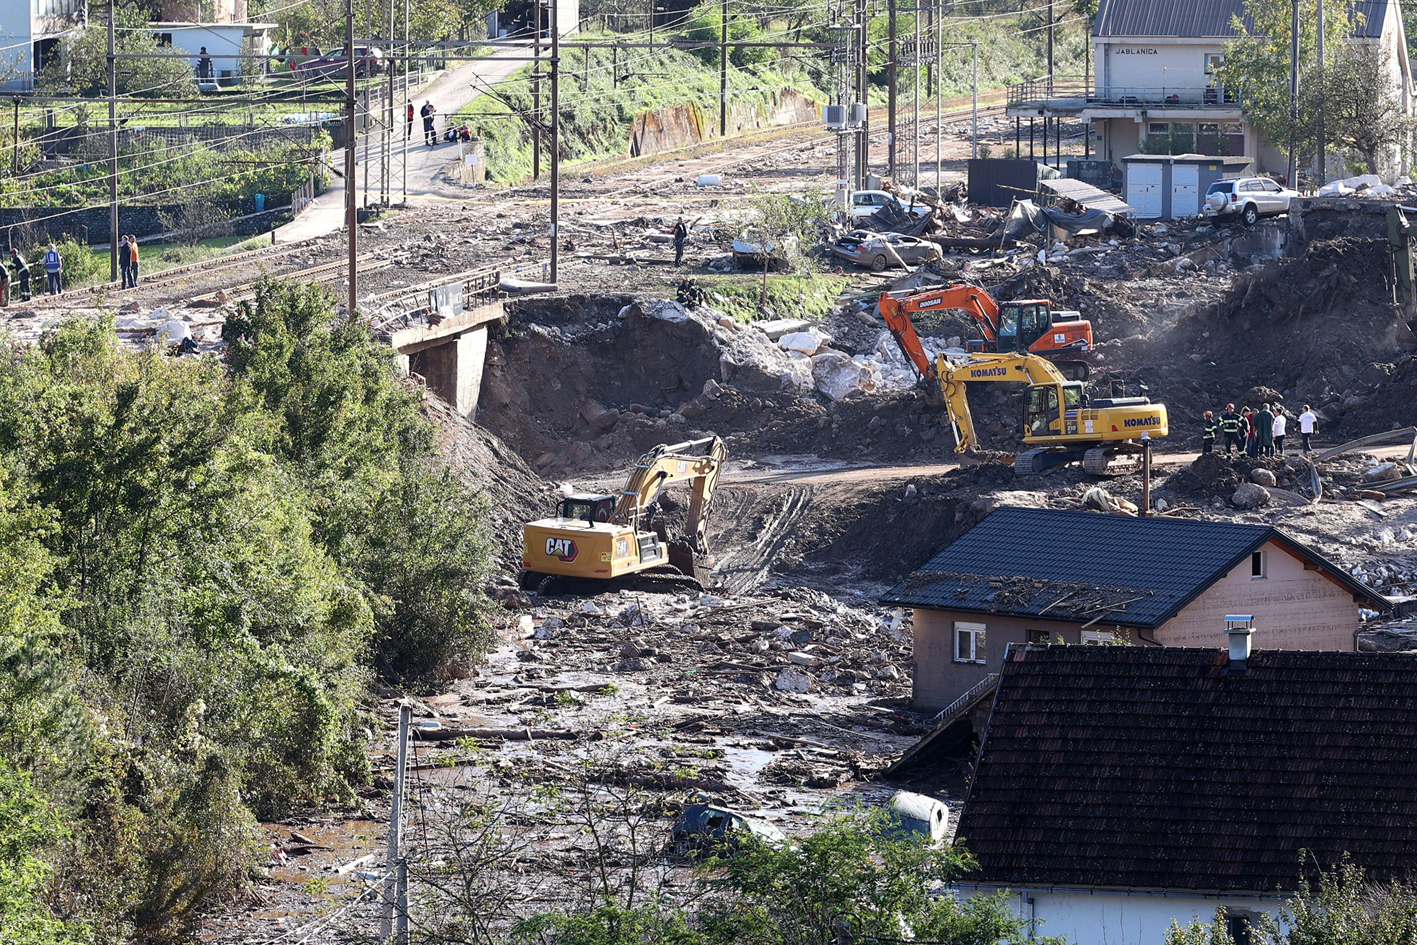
[1023,382,1086,436]
[999,301,1054,352]
[558,494,616,524]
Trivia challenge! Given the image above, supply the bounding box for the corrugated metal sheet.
[966,159,1040,209]
[1039,177,1135,215]
[1093,0,1386,37]
[956,647,1417,891]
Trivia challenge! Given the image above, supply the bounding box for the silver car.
[1204,177,1298,226]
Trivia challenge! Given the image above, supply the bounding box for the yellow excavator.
[937,352,1169,475]
[521,436,727,591]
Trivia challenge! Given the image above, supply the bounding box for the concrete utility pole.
[887,0,897,178]
[1047,0,1055,92]
[935,1,943,188]
[1309,0,1320,182]
[1287,0,1300,188]
[402,0,409,203]
[107,0,117,282]
[533,0,542,180]
[379,702,411,943]
[345,0,357,316]
[385,0,394,204]
[719,0,728,136]
[856,0,868,187]
[551,0,560,283]
[972,39,979,159]
[912,0,920,187]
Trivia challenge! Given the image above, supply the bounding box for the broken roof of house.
[880,506,1386,627]
[955,645,1417,891]
[1093,0,1388,38]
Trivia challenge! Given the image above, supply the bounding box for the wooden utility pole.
[551,0,560,282]
[1316,0,1326,182]
[13,98,20,177]
[345,0,357,315]
[107,0,117,282]
[719,0,728,136]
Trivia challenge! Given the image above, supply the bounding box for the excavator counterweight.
[521,436,727,591]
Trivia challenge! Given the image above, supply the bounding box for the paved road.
[274,45,528,243]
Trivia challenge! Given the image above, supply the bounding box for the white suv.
[1204,177,1299,225]
[845,190,932,221]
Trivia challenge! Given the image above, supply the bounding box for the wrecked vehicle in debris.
[670,803,786,855]
[731,228,798,271]
[830,230,942,271]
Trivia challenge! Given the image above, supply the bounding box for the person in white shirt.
[1298,405,1318,452]
[1272,409,1287,455]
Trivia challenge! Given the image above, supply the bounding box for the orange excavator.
[879,284,1094,383]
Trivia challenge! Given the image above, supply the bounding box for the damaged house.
[952,640,1417,945]
[1006,0,1414,179]
[881,507,1388,713]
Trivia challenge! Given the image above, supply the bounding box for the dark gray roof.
[1093,0,1386,38]
[880,507,1386,628]
[956,646,1417,891]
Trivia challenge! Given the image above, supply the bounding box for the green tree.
[1310,44,1410,175]
[39,1,194,97]
[0,760,89,945]
[699,813,1053,945]
[1212,0,1346,165]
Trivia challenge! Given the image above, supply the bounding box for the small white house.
[952,642,1417,945]
[487,0,579,39]
[152,21,273,82]
[0,0,86,90]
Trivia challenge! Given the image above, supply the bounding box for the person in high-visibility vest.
[1220,404,1242,457]
[1201,410,1218,454]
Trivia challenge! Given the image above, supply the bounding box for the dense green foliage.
[1167,860,1417,945]
[39,1,194,98]
[510,813,1061,945]
[0,282,494,941]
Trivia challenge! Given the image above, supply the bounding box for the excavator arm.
[934,353,1070,454]
[880,285,1003,385]
[612,436,727,553]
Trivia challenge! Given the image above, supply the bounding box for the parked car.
[296,46,385,79]
[670,804,785,855]
[846,189,932,221]
[1203,176,1298,225]
[830,230,941,271]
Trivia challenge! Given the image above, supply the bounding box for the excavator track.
[1082,446,1142,477]
[1013,449,1050,476]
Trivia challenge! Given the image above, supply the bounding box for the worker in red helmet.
[1220,403,1242,456]
[1201,410,1217,454]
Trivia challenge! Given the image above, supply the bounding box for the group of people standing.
[1202,402,1320,457]
[118,235,141,289]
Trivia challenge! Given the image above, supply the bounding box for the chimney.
[1226,615,1254,674]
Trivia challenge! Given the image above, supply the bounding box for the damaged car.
[670,803,786,855]
[830,230,941,271]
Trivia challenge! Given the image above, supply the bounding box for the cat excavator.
[934,351,1168,476]
[521,436,726,592]
[879,283,1094,381]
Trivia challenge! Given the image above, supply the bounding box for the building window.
[1205,53,1224,74]
[1148,122,1170,135]
[1225,913,1252,945]
[954,622,986,664]
[1251,551,1266,579]
[1081,629,1115,645]
[1027,628,1053,645]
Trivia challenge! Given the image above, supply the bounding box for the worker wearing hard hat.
[1220,404,1242,457]
[1201,410,1217,454]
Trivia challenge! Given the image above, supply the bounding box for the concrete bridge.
[375,268,505,421]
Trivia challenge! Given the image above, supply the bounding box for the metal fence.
[1008,74,1238,108]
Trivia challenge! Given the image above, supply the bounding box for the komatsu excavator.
[934,351,1168,475]
[521,436,726,591]
[879,283,1094,380]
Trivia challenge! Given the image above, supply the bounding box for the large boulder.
[1249,467,1278,487]
[1232,482,1272,509]
[811,351,881,401]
